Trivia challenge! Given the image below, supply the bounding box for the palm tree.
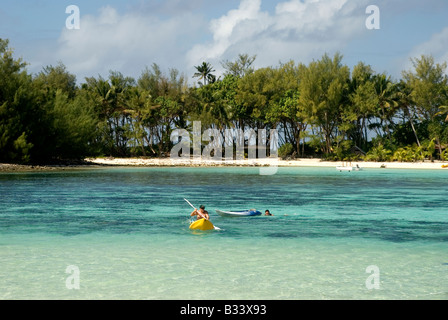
[436,105,448,122]
[372,73,399,142]
[193,62,216,86]
[395,80,422,147]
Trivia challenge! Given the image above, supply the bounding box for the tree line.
[1,38,447,164]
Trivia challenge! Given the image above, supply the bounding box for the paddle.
[184,198,207,220]
[184,198,198,223]
[184,198,196,211]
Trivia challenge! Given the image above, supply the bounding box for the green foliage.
[193,62,216,86]
[392,147,413,162]
[12,132,33,163]
[298,53,350,155]
[2,36,448,163]
[0,38,43,163]
[34,62,77,98]
[403,55,448,121]
[51,89,98,158]
[441,149,448,161]
[235,66,273,127]
[364,145,392,162]
[278,143,294,160]
[392,140,435,162]
[221,53,256,78]
[330,140,358,161]
[346,63,378,150]
[402,55,448,158]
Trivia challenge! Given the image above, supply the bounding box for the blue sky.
[1,0,448,84]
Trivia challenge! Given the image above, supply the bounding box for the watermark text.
[66,5,80,30]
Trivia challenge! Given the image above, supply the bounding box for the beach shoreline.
[1,157,447,172]
[85,157,448,170]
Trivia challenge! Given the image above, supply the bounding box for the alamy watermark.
[366,5,380,30]
[65,4,380,31]
[63,263,381,293]
[66,5,80,30]
[365,265,380,290]
[170,121,279,175]
[66,265,80,290]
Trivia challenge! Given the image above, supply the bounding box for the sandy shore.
[84,157,448,170]
[1,157,447,172]
[0,162,96,172]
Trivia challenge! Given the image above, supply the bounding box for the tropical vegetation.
[1,38,447,163]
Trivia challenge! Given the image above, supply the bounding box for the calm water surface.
[1,166,447,299]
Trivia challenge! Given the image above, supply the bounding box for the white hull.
[336,166,362,172]
[216,209,262,217]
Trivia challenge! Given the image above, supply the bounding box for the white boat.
[336,165,362,172]
[216,209,262,217]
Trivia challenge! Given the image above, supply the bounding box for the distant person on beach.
[191,205,210,220]
[264,210,273,216]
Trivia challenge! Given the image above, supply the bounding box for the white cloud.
[187,0,370,73]
[55,6,204,81]
[404,26,448,73]
[274,0,347,33]
[49,0,383,82]
[187,0,269,67]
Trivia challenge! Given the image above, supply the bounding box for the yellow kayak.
[189,218,215,231]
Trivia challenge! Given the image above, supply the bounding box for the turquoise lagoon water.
[0,166,447,299]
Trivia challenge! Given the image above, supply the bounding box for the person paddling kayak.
[191,205,210,221]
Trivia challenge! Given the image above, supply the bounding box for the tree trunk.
[408,110,421,147]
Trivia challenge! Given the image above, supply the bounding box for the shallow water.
[1,166,447,299]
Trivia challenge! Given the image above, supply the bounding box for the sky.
[1,0,448,84]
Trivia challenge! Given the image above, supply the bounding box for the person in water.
[264,210,273,216]
[191,205,210,220]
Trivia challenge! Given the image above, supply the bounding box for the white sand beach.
[84,157,448,170]
[1,157,447,172]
